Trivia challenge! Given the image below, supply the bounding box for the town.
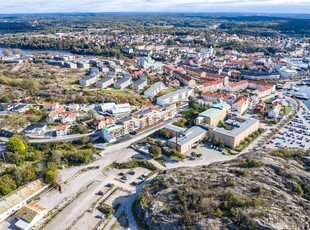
[0,12,309,230]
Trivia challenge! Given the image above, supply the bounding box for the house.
[48,107,66,122]
[253,86,274,98]
[232,97,250,114]
[111,103,132,117]
[93,117,114,130]
[199,80,223,92]
[43,102,59,111]
[60,111,79,124]
[24,124,47,136]
[156,87,194,106]
[268,105,282,119]
[0,180,47,223]
[156,104,177,120]
[15,202,47,230]
[96,77,114,89]
[113,77,132,89]
[200,73,229,85]
[182,66,206,78]
[11,104,28,113]
[55,125,69,136]
[254,101,266,113]
[144,82,165,98]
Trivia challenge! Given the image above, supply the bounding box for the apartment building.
[156,87,194,106]
[102,125,125,142]
[96,77,114,89]
[156,103,177,120]
[133,76,148,91]
[182,66,206,78]
[223,80,249,92]
[232,97,250,114]
[144,82,165,98]
[173,71,196,86]
[199,80,223,92]
[113,77,132,89]
[79,74,98,87]
[202,91,235,105]
[196,102,231,126]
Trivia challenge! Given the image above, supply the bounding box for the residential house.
[133,75,148,91]
[24,124,47,136]
[223,80,248,92]
[43,102,59,111]
[202,91,235,105]
[11,104,28,113]
[55,125,69,136]
[232,97,250,114]
[79,74,98,87]
[173,71,196,86]
[60,111,79,124]
[93,117,114,130]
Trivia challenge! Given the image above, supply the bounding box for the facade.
[144,82,165,98]
[168,126,207,154]
[43,102,59,111]
[232,97,250,114]
[156,104,177,121]
[202,91,235,105]
[173,71,196,86]
[113,77,132,89]
[24,124,47,135]
[96,77,114,89]
[196,102,231,126]
[199,80,223,92]
[207,115,259,149]
[79,74,98,86]
[133,77,148,91]
[93,117,114,130]
[156,87,194,106]
[102,125,125,142]
[223,80,248,92]
[55,125,68,136]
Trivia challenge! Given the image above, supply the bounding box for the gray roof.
[115,77,131,85]
[165,124,186,134]
[214,115,259,138]
[157,87,193,101]
[169,126,206,146]
[144,82,165,95]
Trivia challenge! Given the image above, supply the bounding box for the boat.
[276,83,283,89]
[294,92,309,100]
[289,84,299,91]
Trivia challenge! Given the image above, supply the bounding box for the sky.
[0,0,309,14]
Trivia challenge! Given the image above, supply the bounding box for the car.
[106,183,114,188]
[129,170,136,175]
[141,174,146,178]
[119,172,125,176]
[131,182,138,186]
[190,156,196,160]
[95,214,104,219]
[121,176,128,180]
[98,191,104,195]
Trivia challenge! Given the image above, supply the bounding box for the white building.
[113,77,132,89]
[55,125,68,136]
[79,74,98,86]
[144,82,166,98]
[96,77,114,89]
[156,87,194,106]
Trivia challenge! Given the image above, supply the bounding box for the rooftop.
[169,126,206,146]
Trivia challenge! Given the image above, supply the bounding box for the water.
[298,85,310,110]
[0,47,72,57]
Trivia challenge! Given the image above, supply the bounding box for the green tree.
[44,170,57,185]
[149,145,162,158]
[0,175,17,196]
[7,137,26,153]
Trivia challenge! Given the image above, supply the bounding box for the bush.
[149,145,162,158]
[7,137,26,153]
[113,159,157,171]
[239,157,264,168]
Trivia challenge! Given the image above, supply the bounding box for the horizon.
[0,0,310,14]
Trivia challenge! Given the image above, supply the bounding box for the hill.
[135,149,310,230]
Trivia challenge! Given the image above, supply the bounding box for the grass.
[154,157,166,166]
[284,106,292,115]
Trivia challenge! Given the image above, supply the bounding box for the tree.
[76,124,88,134]
[7,137,26,153]
[0,175,17,196]
[212,138,219,146]
[149,145,162,158]
[219,140,225,148]
[2,48,10,57]
[6,151,25,166]
[147,137,155,145]
[44,170,58,185]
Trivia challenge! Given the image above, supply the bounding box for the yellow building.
[208,115,259,149]
[196,102,231,126]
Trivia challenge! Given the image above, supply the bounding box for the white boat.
[294,92,309,100]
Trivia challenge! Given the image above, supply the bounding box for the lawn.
[284,106,292,115]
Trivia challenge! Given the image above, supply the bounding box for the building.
[113,77,132,89]
[223,80,248,92]
[48,107,66,122]
[132,107,161,130]
[96,77,114,89]
[24,124,47,136]
[60,111,79,124]
[168,126,206,154]
[79,74,98,87]
[11,104,29,113]
[144,82,165,98]
[0,180,47,223]
[196,102,231,126]
[232,97,250,114]
[133,77,148,91]
[164,124,186,137]
[201,73,229,85]
[118,117,134,134]
[55,125,69,136]
[173,71,196,86]
[100,103,133,118]
[156,87,194,106]
[43,102,59,111]
[93,117,114,130]
[156,104,177,121]
[102,125,125,142]
[182,66,206,78]
[198,80,223,92]
[15,203,47,230]
[207,114,259,149]
[253,86,274,98]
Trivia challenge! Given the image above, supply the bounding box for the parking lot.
[266,104,310,150]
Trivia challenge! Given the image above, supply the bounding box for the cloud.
[0,0,309,13]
